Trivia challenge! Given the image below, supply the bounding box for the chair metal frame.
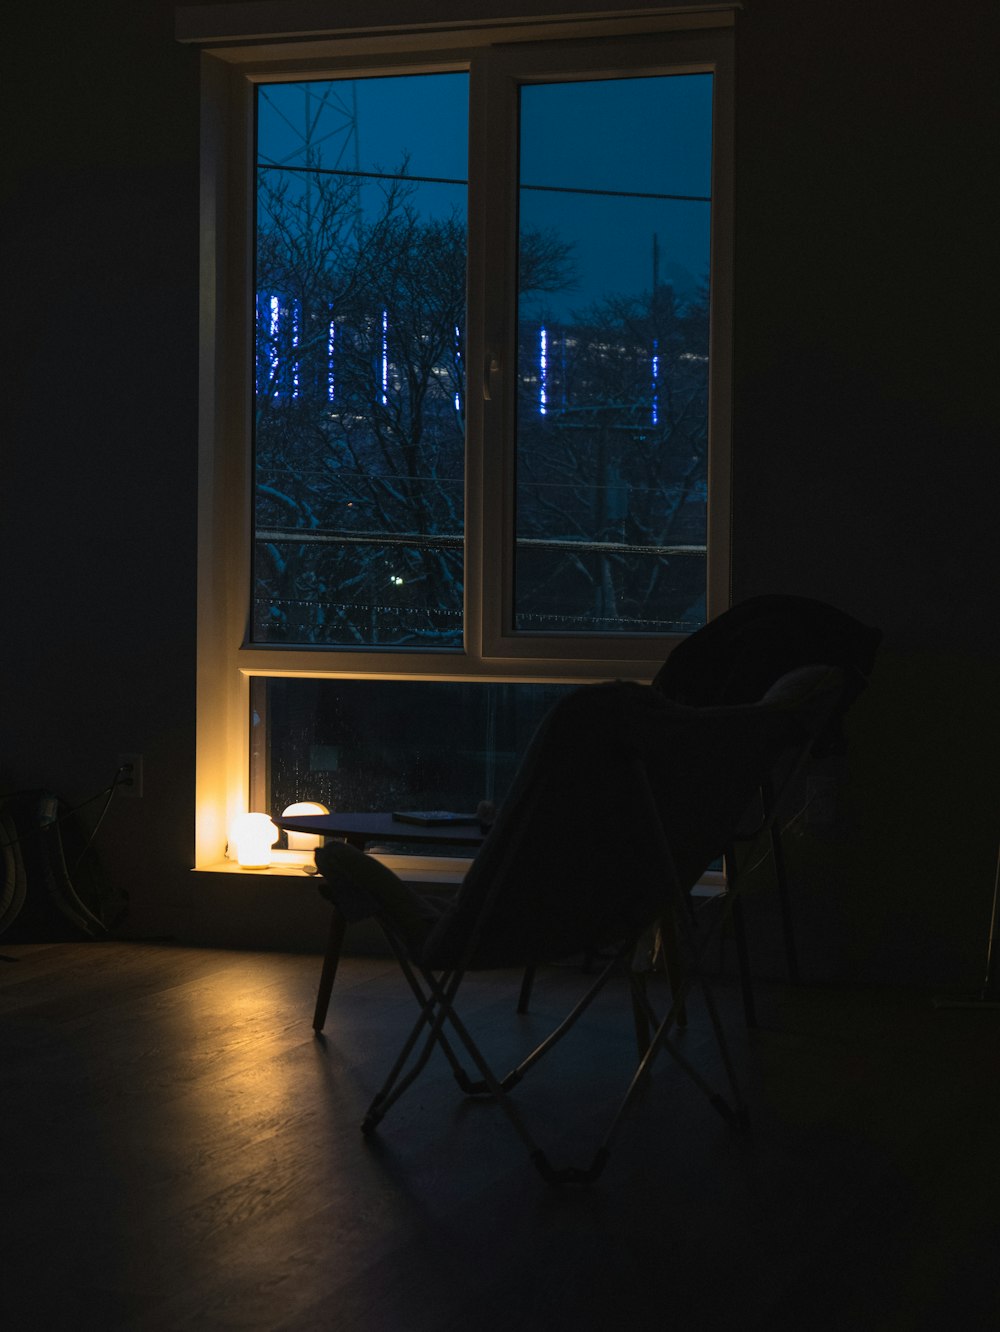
[312,667,853,1180]
[318,758,749,1184]
[652,596,881,1024]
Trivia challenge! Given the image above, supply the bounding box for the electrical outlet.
[118,752,144,798]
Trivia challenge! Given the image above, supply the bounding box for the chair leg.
[601,954,749,1163]
[517,964,536,1013]
[724,852,757,1029]
[313,908,347,1033]
[770,824,800,984]
[629,968,651,1057]
[363,966,544,1167]
[653,913,688,1027]
[366,948,641,1185]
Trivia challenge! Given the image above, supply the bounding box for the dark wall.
[733,0,998,650]
[729,0,999,984]
[2,4,202,935]
[1,1,996,980]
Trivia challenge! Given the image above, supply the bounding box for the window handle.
[483,352,501,401]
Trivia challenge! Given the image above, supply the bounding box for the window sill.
[192,856,468,889]
[193,861,317,877]
[192,860,721,895]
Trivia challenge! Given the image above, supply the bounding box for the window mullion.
[471,52,520,662]
[464,58,489,664]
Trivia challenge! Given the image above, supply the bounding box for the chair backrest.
[420,669,843,971]
[652,595,881,754]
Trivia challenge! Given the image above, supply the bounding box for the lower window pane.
[251,678,573,850]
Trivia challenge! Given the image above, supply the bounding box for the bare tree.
[513,280,710,634]
[253,166,575,646]
[255,151,710,643]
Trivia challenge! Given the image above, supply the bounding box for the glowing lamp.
[281,801,330,850]
[230,812,278,868]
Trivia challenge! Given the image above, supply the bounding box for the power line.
[257,162,709,205]
[256,527,705,558]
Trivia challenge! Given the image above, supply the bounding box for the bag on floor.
[0,789,128,941]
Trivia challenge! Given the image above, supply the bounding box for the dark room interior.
[2,1,998,1327]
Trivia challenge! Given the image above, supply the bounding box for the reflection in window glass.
[515,75,713,635]
[251,678,572,851]
[253,75,469,648]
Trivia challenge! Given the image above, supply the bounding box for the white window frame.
[181,2,735,868]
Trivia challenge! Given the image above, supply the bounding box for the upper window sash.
[195,15,732,679]
[474,32,733,662]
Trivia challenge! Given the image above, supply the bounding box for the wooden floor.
[2,939,998,1331]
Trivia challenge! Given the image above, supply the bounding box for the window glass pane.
[515,74,713,635]
[251,678,572,853]
[253,74,469,648]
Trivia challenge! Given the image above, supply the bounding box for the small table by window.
[277,811,486,854]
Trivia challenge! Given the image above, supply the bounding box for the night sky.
[258,70,712,319]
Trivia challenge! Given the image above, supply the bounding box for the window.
[252,678,573,848]
[185,3,734,867]
[253,73,470,649]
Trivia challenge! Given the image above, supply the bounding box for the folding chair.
[313,671,844,1183]
[652,595,881,1022]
